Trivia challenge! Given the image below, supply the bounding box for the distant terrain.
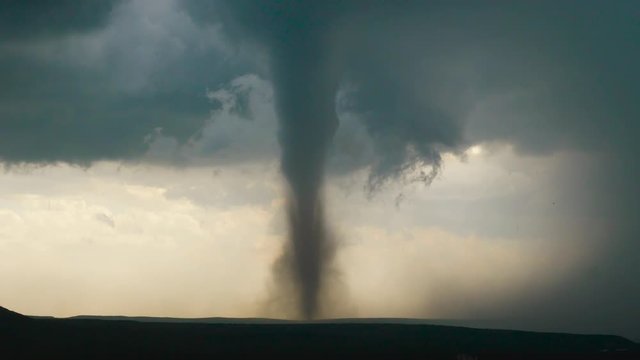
[2,306,638,359]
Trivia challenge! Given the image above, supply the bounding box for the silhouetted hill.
[0,306,30,322]
[68,315,293,324]
[1,307,638,359]
[63,316,640,341]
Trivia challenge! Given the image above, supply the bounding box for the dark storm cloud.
[0,0,249,164]
[334,0,640,188]
[3,0,636,175]
[0,0,121,40]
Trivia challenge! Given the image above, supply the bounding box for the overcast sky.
[0,0,638,339]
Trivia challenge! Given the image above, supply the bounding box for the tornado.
[264,7,343,319]
[213,1,348,319]
[272,33,340,319]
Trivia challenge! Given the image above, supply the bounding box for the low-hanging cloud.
[2,1,637,174]
[0,0,121,41]
[0,0,242,164]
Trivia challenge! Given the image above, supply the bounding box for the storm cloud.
[0,0,245,164]
[2,0,637,172]
[0,0,121,40]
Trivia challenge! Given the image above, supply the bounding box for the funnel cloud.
[205,1,351,318]
[275,41,339,318]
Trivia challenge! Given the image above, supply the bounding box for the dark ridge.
[1,309,638,359]
[0,306,30,322]
[67,315,293,324]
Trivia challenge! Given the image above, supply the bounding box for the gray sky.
[0,0,638,339]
